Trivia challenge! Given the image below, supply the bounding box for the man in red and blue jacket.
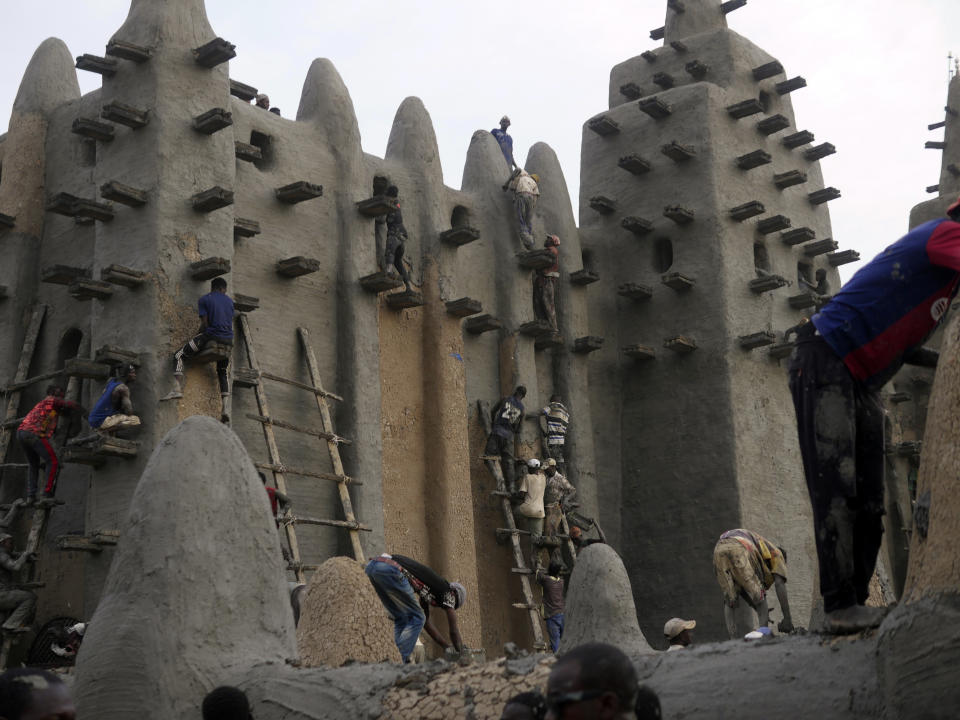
[789,196,960,634]
[17,386,86,502]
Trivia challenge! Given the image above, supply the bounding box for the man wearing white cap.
[663,618,695,651]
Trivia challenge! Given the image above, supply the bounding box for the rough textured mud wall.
[297,556,397,666]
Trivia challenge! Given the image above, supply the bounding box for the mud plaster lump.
[559,543,655,655]
[297,556,399,666]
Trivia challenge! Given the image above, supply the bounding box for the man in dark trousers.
[484,386,527,495]
[365,552,466,663]
[16,386,85,503]
[162,277,235,423]
[536,561,566,653]
[383,185,413,292]
[88,363,139,433]
[789,195,960,633]
[534,235,560,333]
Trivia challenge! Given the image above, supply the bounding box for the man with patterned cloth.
[713,528,793,638]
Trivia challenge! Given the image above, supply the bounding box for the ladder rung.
[511,567,534,575]
[254,461,359,486]
[287,563,319,572]
[259,370,344,402]
[246,414,352,445]
[512,602,538,610]
[288,515,371,532]
[0,464,27,470]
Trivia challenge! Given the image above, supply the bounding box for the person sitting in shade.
[713,528,794,638]
[88,363,140,433]
[663,617,695,651]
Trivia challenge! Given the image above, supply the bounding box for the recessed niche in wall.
[451,205,470,229]
[249,130,275,171]
[372,175,389,195]
[653,237,673,273]
[582,247,595,272]
[754,242,771,273]
[758,90,772,113]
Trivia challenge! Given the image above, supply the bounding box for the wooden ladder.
[0,305,48,473]
[235,316,368,582]
[477,400,546,651]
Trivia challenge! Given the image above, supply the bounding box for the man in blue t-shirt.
[88,363,139,433]
[491,115,517,170]
[789,195,960,634]
[162,277,235,423]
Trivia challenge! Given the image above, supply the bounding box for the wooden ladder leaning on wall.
[477,399,547,652]
[0,305,58,667]
[234,316,368,583]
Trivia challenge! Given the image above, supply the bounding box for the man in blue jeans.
[537,561,565,652]
[365,553,465,663]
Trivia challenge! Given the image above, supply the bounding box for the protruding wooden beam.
[749,275,789,294]
[925,141,946,150]
[189,257,231,280]
[100,265,147,288]
[756,114,790,135]
[618,154,652,175]
[827,249,860,266]
[191,187,234,213]
[808,187,841,205]
[233,294,260,313]
[76,54,117,77]
[752,60,784,81]
[192,108,233,134]
[650,26,665,41]
[775,76,807,95]
[780,227,815,246]
[739,331,776,350]
[773,170,808,189]
[234,141,262,163]
[804,143,836,161]
[653,72,675,90]
[664,336,697,354]
[193,38,236,68]
[639,97,672,119]
[757,215,791,234]
[783,130,815,149]
[623,344,656,361]
[587,115,620,136]
[100,181,147,207]
[101,102,148,129]
[276,257,320,278]
[570,270,599,285]
[685,60,709,79]
[229,79,258,101]
[589,196,617,214]
[736,149,772,170]
[355,196,394,217]
[72,118,115,142]
[620,83,642,100]
[727,99,764,119]
[275,182,323,204]
[641,51,657,64]
[233,218,261,239]
[661,141,696,162]
[618,283,653,300]
[463,314,501,335]
[385,289,424,310]
[69,280,114,302]
[440,227,481,246]
[359,272,404,293]
[573,336,604,354]
[661,272,696,291]
[664,205,694,224]
[622,216,653,235]
[105,40,152,63]
[730,201,765,221]
[41,265,90,285]
[445,298,482,318]
[803,239,839,257]
[721,0,747,13]
[517,249,557,269]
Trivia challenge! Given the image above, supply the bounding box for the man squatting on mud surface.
[87,363,139,433]
[789,194,960,633]
[365,553,466,663]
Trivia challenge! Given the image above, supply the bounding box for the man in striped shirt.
[789,196,960,633]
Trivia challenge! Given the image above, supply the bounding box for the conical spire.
[111,0,216,50]
[385,97,443,184]
[461,129,511,192]
[12,38,80,116]
[297,58,362,163]
[664,0,727,44]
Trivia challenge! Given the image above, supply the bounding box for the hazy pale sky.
[2,0,958,280]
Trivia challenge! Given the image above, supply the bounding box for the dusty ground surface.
[297,556,398,667]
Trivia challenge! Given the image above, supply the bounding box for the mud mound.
[297,556,399,666]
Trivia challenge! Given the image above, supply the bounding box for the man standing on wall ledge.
[384,185,413,292]
[504,170,540,250]
[540,394,570,466]
[484,386,527,495]
[162,277,235,424]
[365,552,465,663]
[789,195,960,634]
[491,115,517,170]
[713,528,793,638]
[534,235,561,333]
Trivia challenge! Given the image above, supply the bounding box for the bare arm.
[198,316,208,334]
[444,607,463,652]
[112,384,134,415]
[0,550,30,574]
[0,500,23,530]
[774,575,794,632]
